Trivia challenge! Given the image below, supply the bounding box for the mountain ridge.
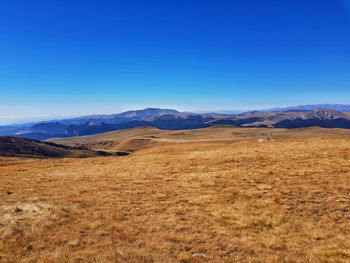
[265,104,350,113]
[1,105,350,140]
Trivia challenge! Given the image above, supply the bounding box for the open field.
[1,127,350,262]
[50,126,350,152]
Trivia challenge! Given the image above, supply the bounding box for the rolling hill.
[0,136,115,158]
[50,125,350,153]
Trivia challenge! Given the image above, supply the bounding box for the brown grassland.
[1,127,350,262]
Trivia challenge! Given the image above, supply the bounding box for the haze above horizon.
[1,0,349,123]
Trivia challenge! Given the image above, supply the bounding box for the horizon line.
[1,103,350,126]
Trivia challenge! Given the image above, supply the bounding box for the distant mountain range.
[265,104,350,113]
[57,108,181,125]
[1,105,350,140]
[211,109,350,129]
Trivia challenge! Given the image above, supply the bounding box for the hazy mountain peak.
[267,104,350,113]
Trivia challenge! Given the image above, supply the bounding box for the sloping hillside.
[50,126,350,152]
[0,137,113,158]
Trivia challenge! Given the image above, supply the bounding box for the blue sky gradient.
[0,0,349,123]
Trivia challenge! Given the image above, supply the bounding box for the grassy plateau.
[1,127,350,262]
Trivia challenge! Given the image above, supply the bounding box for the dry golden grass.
[1,128,350,262]
[50,126,350,152]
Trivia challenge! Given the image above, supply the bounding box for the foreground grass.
[1,139,350,262]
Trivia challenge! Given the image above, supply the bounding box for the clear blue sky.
[0,0,349,123]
